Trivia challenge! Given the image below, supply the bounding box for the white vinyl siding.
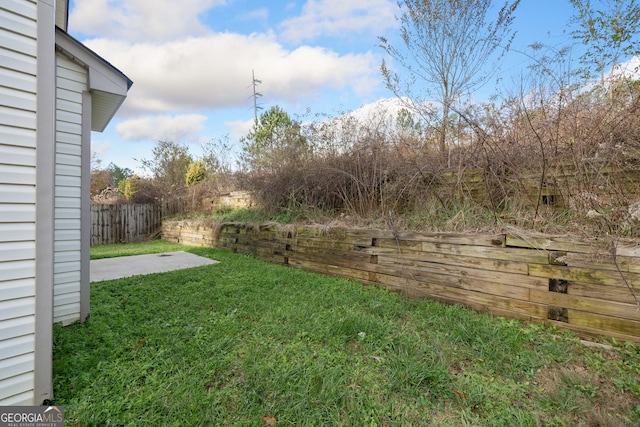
[0,0,38,406]
[53,54,86,325]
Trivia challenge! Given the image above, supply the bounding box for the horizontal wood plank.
[568,281,640,305]
[528,263,640,287]
[530,289,640,321]
[507,235,609,253]
[568,310,640,337]
[374,250,530,275]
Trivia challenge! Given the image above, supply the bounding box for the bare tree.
[380,0,521,152]
[139,140,193,192]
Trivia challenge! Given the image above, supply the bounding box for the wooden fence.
[163,220,640,342]
[91,202,182,245]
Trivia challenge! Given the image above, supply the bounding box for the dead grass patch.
[534,361,638,426]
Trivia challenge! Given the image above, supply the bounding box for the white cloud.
[321,97,430,140]
[239,8,269,22]
[116,114,208,142]
[69,0,226,42]
[225,118,254,142]
[607,56,640,80]
[279,0,397,43]
[91,138,112,157]
[83,34,380,115]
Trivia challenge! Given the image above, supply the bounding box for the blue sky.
[68,0,581,174]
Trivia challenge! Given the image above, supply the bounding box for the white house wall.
[53,54,85,325]
[0,0,38,405]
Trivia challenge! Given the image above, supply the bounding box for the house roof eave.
[54,27,133,132]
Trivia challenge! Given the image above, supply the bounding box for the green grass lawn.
[89,240,188,259]
[53,242,640,426]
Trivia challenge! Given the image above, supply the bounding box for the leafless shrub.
[239,65,640,237]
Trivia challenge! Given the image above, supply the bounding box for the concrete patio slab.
[90,251,219,282]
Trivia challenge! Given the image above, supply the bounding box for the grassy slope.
[54,244,640,426]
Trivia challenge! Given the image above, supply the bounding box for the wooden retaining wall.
[202,191,255,211]
[162,221,640,342]
[438,161,640,208]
